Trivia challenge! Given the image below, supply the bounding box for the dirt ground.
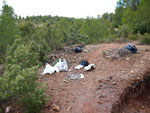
[40,42,150,113]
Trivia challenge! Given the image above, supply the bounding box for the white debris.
[54,58,68,72]
[84,64,96,71]
[42,63,55,75]
[131,70,134,73]
[75,65,84,70]
[64,73,85,82]
[5,106,13,113]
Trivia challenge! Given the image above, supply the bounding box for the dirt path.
[40,43,150,113]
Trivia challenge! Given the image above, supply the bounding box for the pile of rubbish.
[42,58,68,75]
[42,59,96,75]
[125,44,137,53]
[75,60,95,71]
[64,74,85,82]
[42,45,98,83]
[103,44,137,59]
[74,45,83,53]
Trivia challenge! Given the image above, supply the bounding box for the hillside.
[40,42,150,113]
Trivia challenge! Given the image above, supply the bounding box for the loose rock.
[51,104,60,112]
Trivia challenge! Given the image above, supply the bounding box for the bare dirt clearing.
[40,43,150,113]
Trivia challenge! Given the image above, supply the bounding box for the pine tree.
[0,1,18,63]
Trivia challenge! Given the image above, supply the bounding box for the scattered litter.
[75,65,84,70]
[83,49,88,53]
[84,64,96,71]
[75,61,96,71]
[42,63,55,75]
[74,46,82,53]
[68,69,72,72]
[53,58,68,72]
[67,106,72,111]
[5,106,13,113]
[80,60,89,66]
[103,44,137,60]
[64,74,85,82]
[42,58,68,75]
[125,44,137,53]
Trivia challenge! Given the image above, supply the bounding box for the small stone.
[98,79,102,83]
[109,76,113,80]
[63,79,69,83]
[97,101,102,104]
[131,70,134,73]
[106,98,110,102]
[141,106,144,109]
[83,49,88,53]
[51,104,60,112]
[98,94,106,98]
[96,87,101,90]
[97,96,100,99]
[129,104,132,107]
[5,106,13,113]
[109,86,112,88]
[126,58,130,61]
[141,61,144,64]
[112,81,116,85]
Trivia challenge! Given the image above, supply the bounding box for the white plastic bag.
[42,63,55,75]
[54,58,68,72]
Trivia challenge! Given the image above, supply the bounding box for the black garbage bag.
[80,60,89,66]
[74,46,82,53]
[125,44,137,53]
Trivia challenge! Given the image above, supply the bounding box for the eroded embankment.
[111,63,150,113]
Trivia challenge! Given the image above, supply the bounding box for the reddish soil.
[40,43,150,113]
[120,83,150,113]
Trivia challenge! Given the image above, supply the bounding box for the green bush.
[117,25,131,42]
[19,22,50,63]
[127,34,138,41]
[140,33,150,45]
[0,38,48,113]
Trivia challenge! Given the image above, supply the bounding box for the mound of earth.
[40,43,150,113]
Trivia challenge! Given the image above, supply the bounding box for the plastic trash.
[74,46,82,53]
[75,65,84,70]
[84,64,95,71]
[42,63,55,75]
[52,59,59,66]
[64,73,85,82]
[70,74,85,80]
[125,44,137,53]
[53,58,68,72]
[80,60,89,66]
